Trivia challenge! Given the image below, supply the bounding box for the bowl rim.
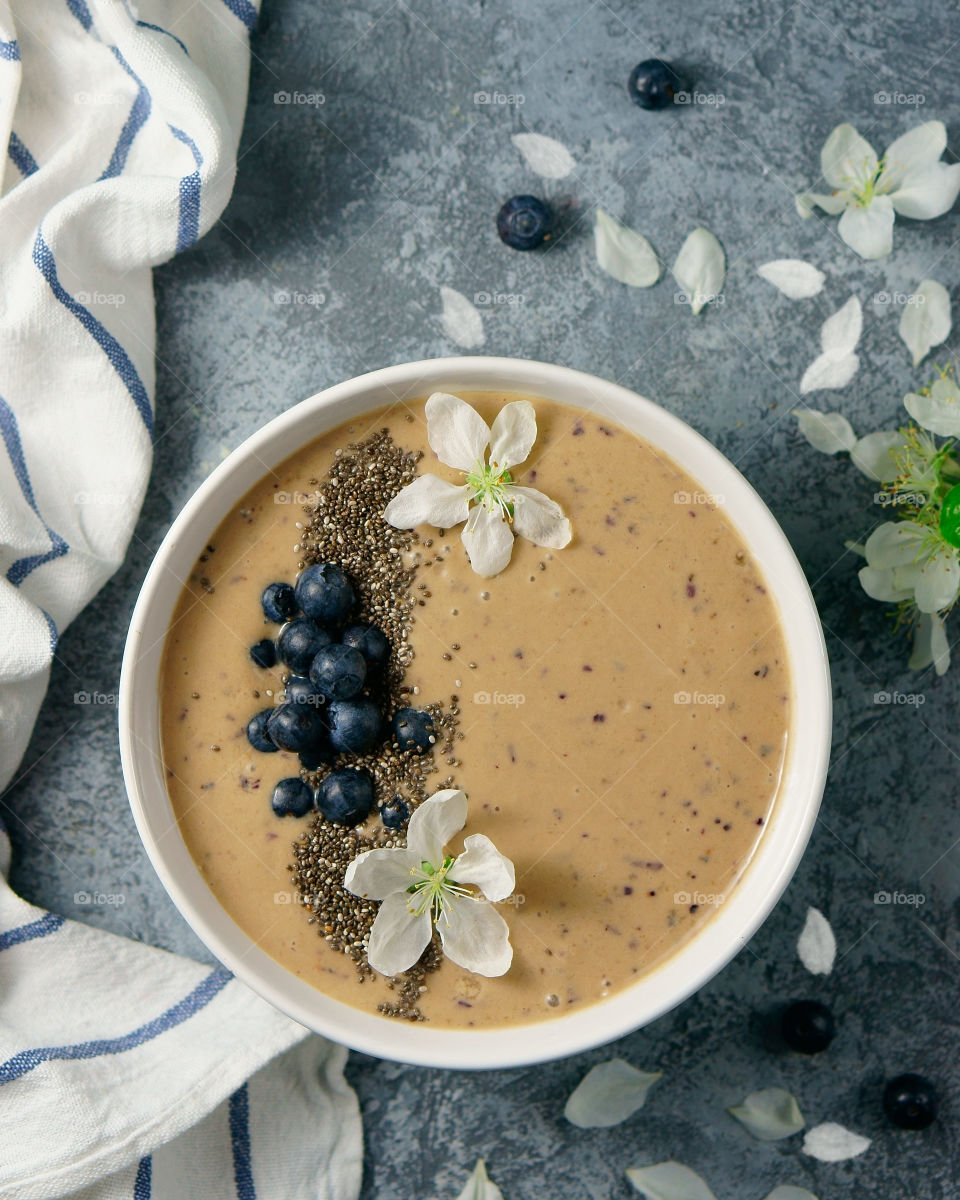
[119,355,831,1069]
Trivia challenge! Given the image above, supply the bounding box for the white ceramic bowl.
[119,356,831,1070]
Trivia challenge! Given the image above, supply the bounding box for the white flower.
[343,788,516,977]
[383,393,572,577]
[861,520,960,614]
[797,121,960,259]
[904,375,960,437]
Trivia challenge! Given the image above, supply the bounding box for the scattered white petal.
[797,907,836,975]
[850,431,904,481]
[440,286,485,349]
[802,1122,871,1163]
[564,1060,663,1128]
[756,259,825,299]
[594,209,660,287]
[671,228,725,315]
[820,296,862,356]
[799,351,859,394]
[763,1188,819,1200]
[456,1159,504,1200]
[899,280,952,367]
[626,1162,718,1200]
[511,131,575,179]
[795,410,856,454]
[728,1088,804,1141]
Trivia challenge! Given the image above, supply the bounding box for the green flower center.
[850,156,886,206]
[407,855,472,920]
[466,459,514,516]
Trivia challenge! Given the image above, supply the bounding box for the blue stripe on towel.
[0,39,20,60]
[0,395,70,585]
[168,126,203,251]
[229,1084,257,1200]
[0,913,65,952]
[7,132,38,177]
[136,20,189,56]
[0,967,231,1084]
[220,0,257,32]
[133,1155,152,1198]
[66,0,93,31]
[100,48,152,180]
[32,231,154,438]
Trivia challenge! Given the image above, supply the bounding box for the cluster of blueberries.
[244,562,435,826]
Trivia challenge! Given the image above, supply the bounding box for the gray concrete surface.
[5,1,960,1196]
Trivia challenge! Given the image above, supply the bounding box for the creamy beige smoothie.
[159,392,791,1029]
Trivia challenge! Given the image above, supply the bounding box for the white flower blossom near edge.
[594,209,660,287]
[799,296,862,394]
[383,392,572,577]
[904,374,960,437]
[802,1122,872,1163]
[861,521,960,615]
[455,1158,504,1200]
[796,121,960,259]
[564,1059,663,1128]
[440,287,486,349]
[728,1087,804,1141]
[756,259,825,300]
[797,906,836,975]
[343,789,516,977]
[511,131,576,179]
[671,227,725,314]
[899,280,951,367]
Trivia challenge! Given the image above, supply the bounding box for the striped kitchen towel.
[0,3,364,1198]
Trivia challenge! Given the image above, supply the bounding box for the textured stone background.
[5,1,960,1196]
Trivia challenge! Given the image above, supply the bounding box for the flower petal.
[881,121,947,189]
[910,612,951,675]
[511,131,576,179]
[489,400,537,470]
[564,1060,663,1128]
[799,351,859,394]
[452,834,516,902]
[462,502,515,577]
[671,227,725,314]
[797,906,835,975]
[889,161,960,219]
[904,377,960,437]
[344,847,420,900]
[795,410,857,454]
[625,1162,718,1200]
[382,474,473,530]
[838,196,895,259]
[365,892,433,977]
[438,895,513,976]
[425,392,491,471]
[439,287,486,349]
[729,1088,805,1141]
[858,565,913,604]
[820,123,877,189]
[507,484,573,549]
[819,296,863,356]
[899,280,951,367]
[795,191,847,217]
[914,549,960,613]
[406,788,468,863]
[456,1159,504,1200]
[594,209,661,287]
[864,521,926,569]
[756,259,825,299]
[763,1189,820,1200]
[802,1122,871,1163]
[851,431,905,481]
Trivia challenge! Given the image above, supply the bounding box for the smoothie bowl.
[119,356,831,1069]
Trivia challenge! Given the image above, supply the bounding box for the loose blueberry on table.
[627,58,686,109]
[780,999,836,1053]
[883,1073,938,1130]
[497,195,553,251]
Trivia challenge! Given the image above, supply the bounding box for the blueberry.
[299,743,333,772]
[327,698,382,754]
[883,1074,938,1130]
[497,195,553,251]
[247,709,278,753]
[266,702,328,754]
[391,707,435,753]
[271,776,315,818]
[342,623,390,668]
[316,768,375,825]
[277,618,332,674]
[294,563,356,625]
[261,581,298,623]
[285,676,323,708]
[309,644,367,700]
[380,796,410,830]
[781,999,836,1054]
[249,638,277,669]
[627,58,686,110]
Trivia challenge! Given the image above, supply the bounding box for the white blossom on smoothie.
[343,788,516,977]
[382,392,572,577]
